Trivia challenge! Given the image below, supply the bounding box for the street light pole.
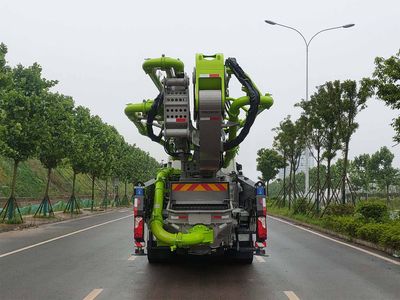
[264,20,355,196]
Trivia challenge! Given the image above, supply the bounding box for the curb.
[268,213,399,258]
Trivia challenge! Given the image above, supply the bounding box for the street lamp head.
[342,23,355,28]
[264,20,277,25]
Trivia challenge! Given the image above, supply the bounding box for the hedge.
[321,215,400,250]
[356,200,388,222]
[321,216,363,237]
[356,223,391,244]
[324,204,355,216]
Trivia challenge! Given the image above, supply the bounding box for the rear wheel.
[227,240,254,264]
[231,250,253,264]
[226,248,253,264]
[147,232,172,263]
[147,246,173,263]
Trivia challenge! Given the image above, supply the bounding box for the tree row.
[0,43,159,223]
[257,49,400,213]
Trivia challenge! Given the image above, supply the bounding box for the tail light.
[259,197,267,216]
[257,216,267,241]
[134,216,144,241]
[133,197,140,216]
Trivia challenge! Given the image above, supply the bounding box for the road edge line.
[269,215,400,266]
[0,215,132,259]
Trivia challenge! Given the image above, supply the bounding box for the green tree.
[331,159,344,189]
[256,148,286,197]
[273,118,291,207]
[0,62,56,223]
[339,80,374,203]
[372,50,400,143]
[349,154,371,198]
[84,115,111,210]
[370,146,400,204]
[296,91,325,212]
[309,164,327,195]
[97,124,121,208]
[273,116,306,207]
[66,106,93,214]
[113,142,133,205]
[35,93,75,217]
[318,81,343,203]
[0,43,11,153]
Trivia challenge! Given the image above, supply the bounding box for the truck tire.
[235,251,253,264]
[147,247,172,264]
[147,232,172,263]
[226,249,253,264]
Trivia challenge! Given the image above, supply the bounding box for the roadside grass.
[268,204,325,227]
[0,157,134,209]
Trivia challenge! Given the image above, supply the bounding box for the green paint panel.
[195,53,226,112]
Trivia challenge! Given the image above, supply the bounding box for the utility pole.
[264,20,355,196]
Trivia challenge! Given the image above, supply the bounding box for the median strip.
[0,214,132,259]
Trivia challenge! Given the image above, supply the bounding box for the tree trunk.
[3,160,22,222]
[91,174,95,211]
[292,161,296,200]
[282,162,287,206]
[327,157,332,203]
[316,147,321,213]
[386,183,390,205]
[103,178,108,209]
[266,180,270,198]
[104,178,108,200]
[124,181,128,197]
[72,172,77,197]
[10,160,19,198]
[45,168,52,198]
[341,138,350,204]
[288,162,293,210]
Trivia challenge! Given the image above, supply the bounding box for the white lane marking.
[254,255,265,263]
[128,255,137,261]
[83,288,103,300]
[269,216,400,266]
[284,291,300,300]
[0,215,132,259]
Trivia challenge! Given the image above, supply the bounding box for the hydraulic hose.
[124,101,154,136]
[142,56,185,91]
[146,92,164,143]
[124,93,165,145]
[150,168,214,250]
[223,95,273,168]
[223,58,260,151]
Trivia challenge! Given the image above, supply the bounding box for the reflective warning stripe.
[172,183,228,192]
[199,74,220,78]
[200,116,221,121]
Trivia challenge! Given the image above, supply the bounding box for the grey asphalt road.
[0,210,399,300]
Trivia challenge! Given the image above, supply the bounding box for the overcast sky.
[1,0,399,180]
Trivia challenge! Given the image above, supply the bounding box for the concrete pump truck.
[125,54,273,263]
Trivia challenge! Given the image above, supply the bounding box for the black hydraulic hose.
[223,58,260,151]
[146,92,164,143]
